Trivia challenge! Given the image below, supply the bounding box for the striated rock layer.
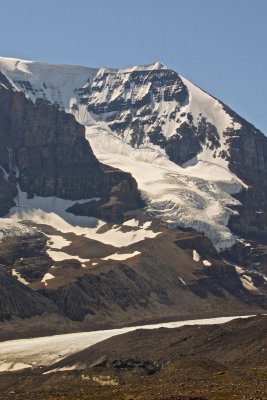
[0,81,143,221]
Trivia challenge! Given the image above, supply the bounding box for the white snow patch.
[178,276,186,286]
[0,362,31,372]
[44,365,81,374]
[142,221,152,229]
[47,235,71,250]
[240,275,258,292]
[47,250,89,263]
[102,251,141,261]
[193,250,200,262]
[41,273,55,286]
[203,260,212,266]
[12,269,30,285]
[122,219,139,227]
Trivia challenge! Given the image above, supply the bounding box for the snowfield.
[86,124,243,250]
[7,187,160,248]
[0,315,255,372]
[0,218,35,242]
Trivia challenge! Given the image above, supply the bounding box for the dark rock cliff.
[226,119,267,240]
[0,269,56,321]
[0,84,143,220]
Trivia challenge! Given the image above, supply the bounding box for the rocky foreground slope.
[0,316,266,400]
[48,315,267,372]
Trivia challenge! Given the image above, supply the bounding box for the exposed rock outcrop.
[0,268,56,321]
[227,125,267,239]
[0,86,143,221]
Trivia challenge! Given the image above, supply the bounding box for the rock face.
[0,85,143,220]
[0,269,56,321]
[227,124,267,239]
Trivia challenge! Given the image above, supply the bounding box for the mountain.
[1,57,266,248]
[0,57,266,337]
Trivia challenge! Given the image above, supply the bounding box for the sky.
[0,0,266,133]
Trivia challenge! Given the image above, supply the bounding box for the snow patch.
[102,251,141,261]
[12,269,30,285]
[122,219,139,227]
[44,364,81,374]
[178,276,186,286]
[203,260,212,266]
[193,250,200,262]
[0,362,32,372]
[47,250,90,263]
[240,275,258,292]
[47,235,71,250]
[142,221,152,229]
[41,273,55,286]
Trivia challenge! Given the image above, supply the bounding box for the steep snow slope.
[180,77,241,167]
[0,57,97,110]
[0,57,251,249]
[86,124,242,249]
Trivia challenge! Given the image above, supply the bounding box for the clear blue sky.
[1,0,266,133]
